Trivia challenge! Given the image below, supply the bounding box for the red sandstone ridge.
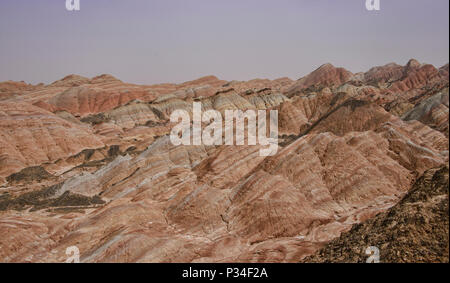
[389,59,442,92]
[363,62,405,84]
[286,63,353,96]
[47,86,153,116]
[0,81,42,101]
[0,102,104,178]
[49,74,91,87]
[0,61,448,263]
[0,81,39,93]
[439,64,449,77]
[178,75,226,88]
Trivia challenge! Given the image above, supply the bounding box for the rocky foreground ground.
[304,166,449,263]
[0,59,448,262]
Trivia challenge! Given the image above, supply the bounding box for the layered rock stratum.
[0,59,448,263]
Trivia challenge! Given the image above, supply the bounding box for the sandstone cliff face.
[0,60,448,263]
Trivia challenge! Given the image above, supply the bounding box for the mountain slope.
[0,60,448,263]
[303,166,449,263]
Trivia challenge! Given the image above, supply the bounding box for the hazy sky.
[0,0,448,85]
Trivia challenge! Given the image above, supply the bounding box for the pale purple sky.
[0,0,448,85]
